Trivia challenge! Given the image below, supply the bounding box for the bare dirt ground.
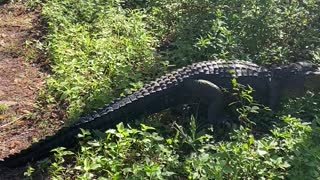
[0,2,64,179]
[0,2,45,158]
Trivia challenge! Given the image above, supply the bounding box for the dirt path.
[0,0,63,167]
[0,2,47,178]
[0,3,46,158]
[0,1,67,178]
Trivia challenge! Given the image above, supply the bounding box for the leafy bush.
[41,0,165,119]
[22,0,320,179]
[39,0,320,118]
[27,80,319,179]
[41,113,319,179]
[49,123,182,179]
[280,92,320,179]
[139,0,320,66]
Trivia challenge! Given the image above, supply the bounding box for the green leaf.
[141,124,156,131]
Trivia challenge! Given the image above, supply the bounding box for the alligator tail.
[0,126,80,167]
[0,60,265,167]
[0,62,189,167]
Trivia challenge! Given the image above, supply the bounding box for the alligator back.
[0,60,271,167]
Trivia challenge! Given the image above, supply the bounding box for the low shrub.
[41,0,165,119]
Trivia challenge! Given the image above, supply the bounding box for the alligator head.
[277,62,320,97]
[303,62,320,92]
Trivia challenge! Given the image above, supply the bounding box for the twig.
[0,115,25,129]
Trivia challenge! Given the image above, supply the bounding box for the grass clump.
[0,104,9,115]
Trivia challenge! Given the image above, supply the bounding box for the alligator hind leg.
[184,79,224,125]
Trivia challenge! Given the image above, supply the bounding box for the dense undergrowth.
[27,83,320,179]
[30,0,320,119]
[46,116,320,179]
[21,0,320,179]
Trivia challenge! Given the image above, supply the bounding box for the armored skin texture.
[1,60,320,167]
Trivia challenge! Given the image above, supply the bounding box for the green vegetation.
[38,0,320,119]
[28,89,320,179]
[41,0,165,119]
[0,104,9,115]
[21,0,320,179]
[141,0,320,66]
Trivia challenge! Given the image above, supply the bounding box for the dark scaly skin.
[1,60,320,167]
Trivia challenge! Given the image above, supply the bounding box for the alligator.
[1,60,320,168]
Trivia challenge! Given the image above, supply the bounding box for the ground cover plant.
[37,0,320,119]
[45,116,320,179]
[14,0,320,179]
[138,0,320,66]
[26,83,320,179]
[40,0,166,119]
